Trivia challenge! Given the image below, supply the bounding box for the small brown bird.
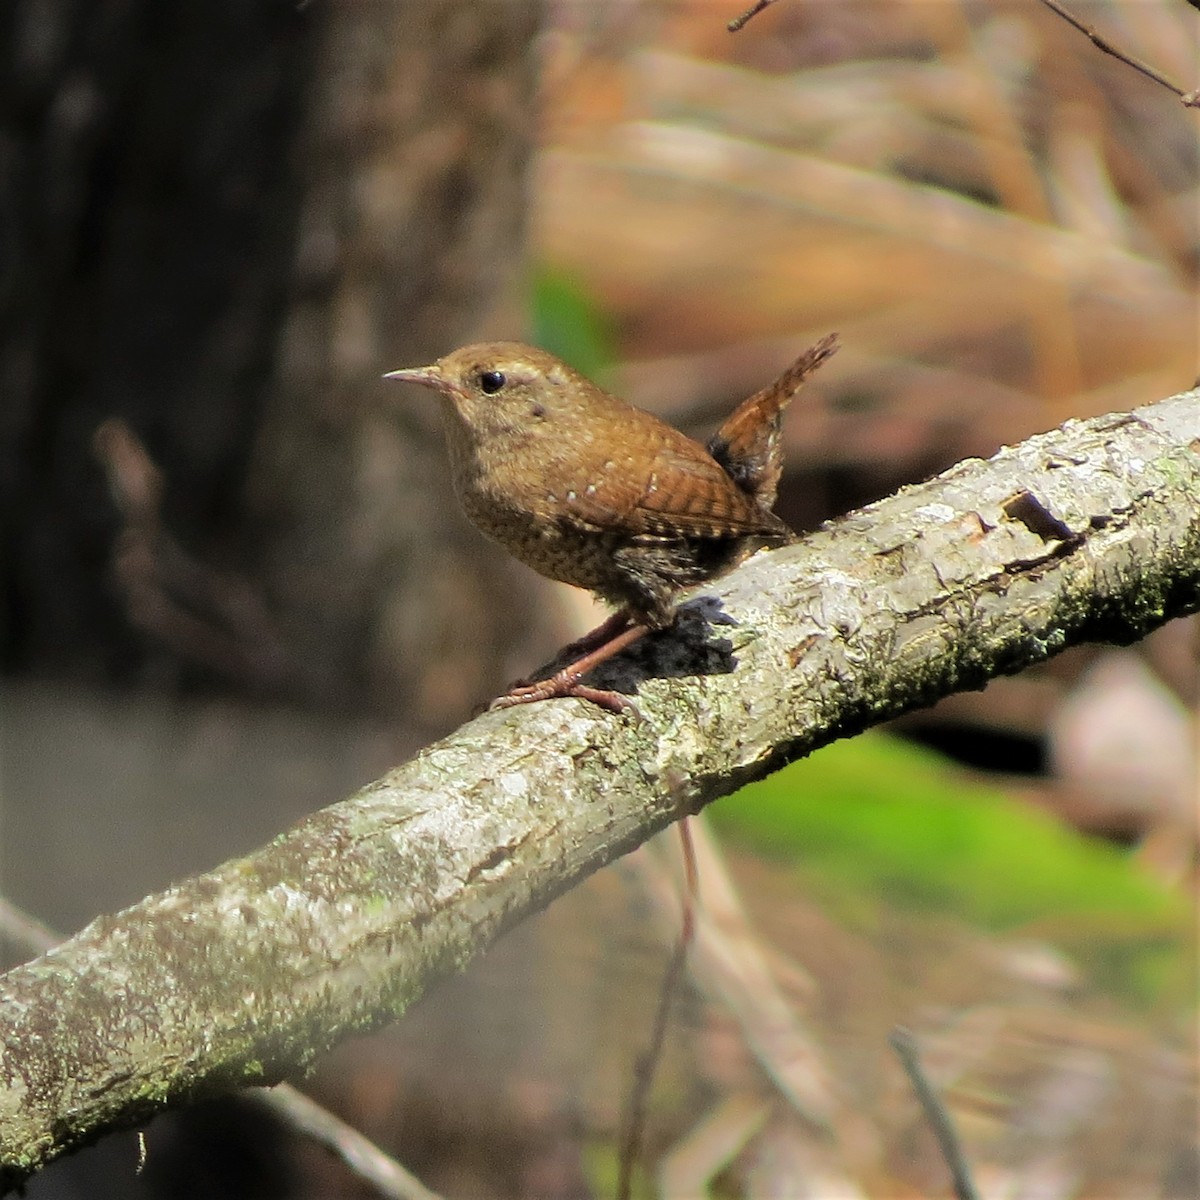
[385,333,838,710]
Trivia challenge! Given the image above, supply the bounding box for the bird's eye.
[478,370,506,394]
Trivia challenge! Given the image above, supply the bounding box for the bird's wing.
[557,423,790,541]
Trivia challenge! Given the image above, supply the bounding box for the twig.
[92,419,290,691]
[1036,0,1196,105]
[615,820,698,1200]
[673,818,841,1130]
[889,1027,979,1200]
[0,898,58,961]
[0,896,440,1200]
[250,1087,444,1200]
[728,0,779,34]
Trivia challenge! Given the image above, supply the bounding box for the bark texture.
[1,388,1197,1187]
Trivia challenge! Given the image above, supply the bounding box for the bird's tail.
[706,332,840,509]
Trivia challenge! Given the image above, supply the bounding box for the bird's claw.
[490,670,640,717]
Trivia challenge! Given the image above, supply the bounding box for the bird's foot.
[490,671,639,716]
[490,621,649,715]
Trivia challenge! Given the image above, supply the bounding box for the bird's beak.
[383,364,445,392]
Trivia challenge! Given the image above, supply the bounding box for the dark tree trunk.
[0,0,549,724]
[0,1,316,672]
[246,0,552,724]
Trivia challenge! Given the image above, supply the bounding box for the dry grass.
[536,0,1196,473]
[515,5,1200,1195]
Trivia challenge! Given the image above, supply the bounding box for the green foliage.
[707,733,1191,1006]
[529,266,615,380]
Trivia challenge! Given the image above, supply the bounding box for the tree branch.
[0,900,443,1200]
[2,388,1199,1189]
[1036,0,1196,105]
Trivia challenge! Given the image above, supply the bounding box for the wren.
[385,333,839,711]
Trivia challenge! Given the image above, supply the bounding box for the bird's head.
[385,342,605,457]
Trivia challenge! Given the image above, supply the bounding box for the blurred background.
[1,1,1196,1196]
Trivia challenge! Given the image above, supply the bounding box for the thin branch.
[0,900,59,963]
[249,1088,443,1200]
[728,0,779,34]
[2,387,1199,1190]
[93,419,290,691]
[889,1027,979,1200]
[615,910,691,1200]
[1037,0,1196,105]
[616,821,698,1200]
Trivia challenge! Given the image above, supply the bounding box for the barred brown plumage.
[385,333,838,710]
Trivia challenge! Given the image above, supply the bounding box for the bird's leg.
[558,608,634,661]
[490,623,648,714]
[505,608,633,689]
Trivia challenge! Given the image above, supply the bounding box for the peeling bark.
[1,388,1198,1188]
